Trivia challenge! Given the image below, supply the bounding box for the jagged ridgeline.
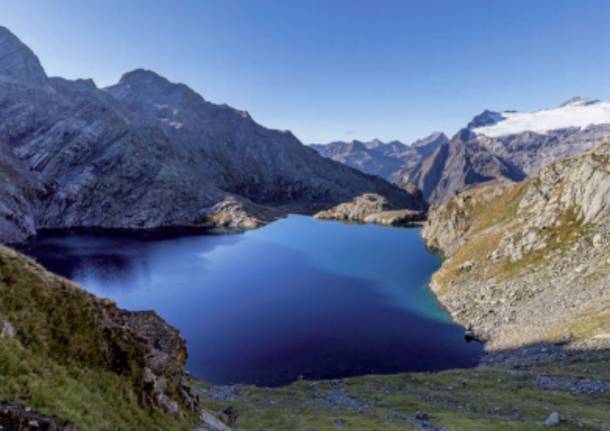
[0,26,425,244]
[312,99,610,205]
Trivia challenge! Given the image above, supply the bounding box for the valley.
[0,12,609,431]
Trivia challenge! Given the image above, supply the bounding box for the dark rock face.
[99,305,198,414]
[0,27,423,243]
[311,133,448,181]
[403,131,526,203]
[0,402,76,431]
[466,110,504,129]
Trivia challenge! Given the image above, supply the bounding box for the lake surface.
[20,215,482,386]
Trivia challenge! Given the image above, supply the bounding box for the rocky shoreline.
[314,193,426,226]
[421,140,610,363]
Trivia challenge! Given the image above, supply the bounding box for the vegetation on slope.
[0,245,198,430]
[195,359,610,430]
[421,140,610,350]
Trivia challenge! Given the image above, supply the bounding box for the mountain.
[422,139,610,355]
[401,129,526,204]
[400,98,610,204]
[311,132,448,180]
[0,27,425,243]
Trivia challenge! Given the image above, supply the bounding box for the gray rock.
[314,192,425,225]
[544,411,562,426]
[0,321,15,339]
[199,410,233,431]
[422,140,610,357]
[334,418,347,427]
[0,26,425,244]
[0,317,15,339]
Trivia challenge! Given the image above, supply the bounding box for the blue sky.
[3,0,610,144]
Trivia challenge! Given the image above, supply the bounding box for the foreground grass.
[195,362,610,431]
[0,340,195,431]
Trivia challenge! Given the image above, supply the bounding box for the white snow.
[474,100,610,137]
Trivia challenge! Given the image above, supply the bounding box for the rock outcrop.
[0,26,423,244]
[314,192,426,226]
[0,402,77,431]
[422,140,610,358]
[0,245,198,422]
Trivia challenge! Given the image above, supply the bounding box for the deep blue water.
[20,215,482,386]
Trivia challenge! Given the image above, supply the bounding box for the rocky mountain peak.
[453,127,477,142]
[467,109,505,129]
[365,138,384,149]
[106,68,204,110]
[0,26,48,88]
[117,68,172,87]
[411,132,448,151]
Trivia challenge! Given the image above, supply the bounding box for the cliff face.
[422,140,610,357]
[0,245,199,430]
[0,27,423,244]
[404,130,526,204]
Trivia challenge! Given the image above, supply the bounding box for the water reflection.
[21,216,483,386]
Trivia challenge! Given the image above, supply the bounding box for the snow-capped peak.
[473,98,610,138]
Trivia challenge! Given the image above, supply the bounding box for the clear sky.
[3,0,610,144]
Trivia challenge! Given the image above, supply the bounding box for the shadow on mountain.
[479,340,610,370]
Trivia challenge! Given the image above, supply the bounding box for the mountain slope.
[408,99,610,204]
[316,99,610,205]
[0,245,199,430]
[403,129,526,203]
[311,133,448,181]
[0,27,424,243]
[422,139,610,357]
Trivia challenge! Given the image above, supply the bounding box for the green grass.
[0,340,195,431]
[0,246,198,430]
[497,206,588,281]
[196,365,610,431]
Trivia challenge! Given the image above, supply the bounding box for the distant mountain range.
[0,26,425,243]
[312,97,610,204]
[310,132,448,181]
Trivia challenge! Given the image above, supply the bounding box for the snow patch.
[474,100,610,137]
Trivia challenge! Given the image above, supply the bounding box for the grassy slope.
[0,245,197,430]
[196,362,610,430]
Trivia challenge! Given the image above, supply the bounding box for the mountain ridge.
[0,26,425,243]
[314,99,610,204]
[311,132,449,182]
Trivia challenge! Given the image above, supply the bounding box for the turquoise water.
[22,215,482,386]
